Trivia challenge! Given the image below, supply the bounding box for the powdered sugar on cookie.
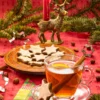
[38,79,53,100]
[29,61,44,66]
[43,45,59,55]
[17,56,32,62]
[29,45,45,54]
[17,44,65,67]
[51,51,65,57]
[18,49,32,57]
[33,54,47,61]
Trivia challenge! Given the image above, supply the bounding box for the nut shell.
[13,78,19,84]
[0,94,4,100]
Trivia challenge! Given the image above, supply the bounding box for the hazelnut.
[96,76,100,82]
[0,94,4,100]
[87,46,91,51]
[71,42,75,46]
[96,68,100,73]
[3,72,8,77]
[90,60,95,64]
[13,78,19,84]
[73,48,79,52]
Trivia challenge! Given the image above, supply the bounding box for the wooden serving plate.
[4,44,74,75]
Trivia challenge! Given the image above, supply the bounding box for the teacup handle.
[81,65,94,86]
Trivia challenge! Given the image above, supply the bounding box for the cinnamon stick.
[52,55,86,93]
[52,74,75,93]
[73,55,86,68]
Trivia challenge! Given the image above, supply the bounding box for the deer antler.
[59,0,69,7]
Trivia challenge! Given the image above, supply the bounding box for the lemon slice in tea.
[52,62,69,69]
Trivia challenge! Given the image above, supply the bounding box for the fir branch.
[0,0,42,40]
[61,17,97,32]
[67,0,73,3]
[4,25,36,39]
[95,6,100,11]
[13,0,32,16]
[3,11,14,29]
[96,25,100,30]
[2,0,42,29]
[12,0,24,15]
[91,9,99,18]
[11,25,36,37]
[53,0,60,4]
[4,13,42,29]
[12,25,36,32]
[5,28,15,36]
[0,30,12,39]
[25,6,43,16]
[89,94,100,100]
[66,5,76,11]
[90,30,100,44]
[73,0,100,17]
[53,0,73,3]
[3,0,34,28]
[0,19,4,30]
[19,13,42,25]
[20,0,32,16]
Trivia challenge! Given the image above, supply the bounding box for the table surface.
[0,31,100,100]
[0,0,100,100]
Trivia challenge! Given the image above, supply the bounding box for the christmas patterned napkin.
[14,79,35,100]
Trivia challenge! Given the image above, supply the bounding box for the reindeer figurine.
[38,0,68,44]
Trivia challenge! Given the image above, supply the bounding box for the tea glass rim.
[44,53,84,69]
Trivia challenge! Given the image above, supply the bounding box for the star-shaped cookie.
[18,49,32,57]
[17,56,32,63]
[51,51,64,57]
[29,45,44,54]
[38,79,53,100]
[43,45,58,55]
[33,54,47,61]
[29,61,44,66]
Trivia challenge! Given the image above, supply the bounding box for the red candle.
[43,0,51,21]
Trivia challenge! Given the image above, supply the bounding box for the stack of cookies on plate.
[17,45,65,67]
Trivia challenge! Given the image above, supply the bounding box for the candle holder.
[38,0,69,44]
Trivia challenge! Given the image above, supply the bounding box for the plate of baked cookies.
[4,44,74,74]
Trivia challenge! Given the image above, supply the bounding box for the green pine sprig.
[0,0,42,39]
[0,30,12,39]
[72,0,100,17]
[61,16,97,32]
[89,30,100,44]
[61,16,100,44]
[89,94,100,100]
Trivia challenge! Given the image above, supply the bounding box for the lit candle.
[43,0,51,21]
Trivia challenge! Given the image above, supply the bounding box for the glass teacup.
[44,54,93,100]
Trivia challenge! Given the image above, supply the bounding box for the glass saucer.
[70,83,90,100]
[31,83,90,100]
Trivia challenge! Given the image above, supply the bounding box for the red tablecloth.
[0,31,100,100]
[0,0,100,100]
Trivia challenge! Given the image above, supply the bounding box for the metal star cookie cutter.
[82,44,94,57]
[0,71,9,92]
